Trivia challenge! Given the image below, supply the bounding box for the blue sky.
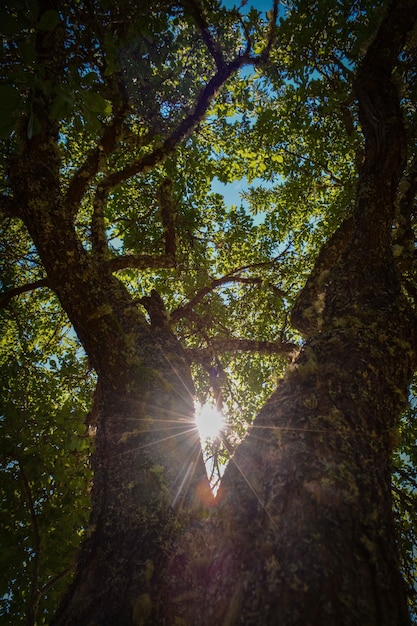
[212,1,278,218]
[221,0,276,14]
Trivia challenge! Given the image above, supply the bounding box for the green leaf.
[50,93,73,120]
[0,85,21,125]
[18,40,37,64]
[83,91,112,115]
[38,9,60,31]
[0,12,24,35]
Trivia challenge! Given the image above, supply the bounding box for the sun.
[195,402,225,441]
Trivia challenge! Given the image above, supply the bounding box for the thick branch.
[187,337,297,360]
[140,289,170,329]
[158,178,177,259]
[91,184,110,257]
[106,253,176,272]
[65,111,127,219]
[354,0,417,176]
[99,53,254,191]
[0,279,50,308]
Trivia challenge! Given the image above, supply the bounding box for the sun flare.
[195,402,225,441]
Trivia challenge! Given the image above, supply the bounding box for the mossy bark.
[171,290,414,626]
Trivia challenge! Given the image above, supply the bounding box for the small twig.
[280,143,343,185]
[330,53,354,78]
[39,567,73,595]
[171,249,290,323]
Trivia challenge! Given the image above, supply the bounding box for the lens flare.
[195,402,224,440]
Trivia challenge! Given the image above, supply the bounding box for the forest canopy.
[1,0,417,624]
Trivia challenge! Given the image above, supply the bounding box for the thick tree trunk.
[52,351,212,625]
[12,113,212,625]
[169,285,415,626]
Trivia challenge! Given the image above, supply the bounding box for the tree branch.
[65,109,128,219]
[187,337,297,360]
[91,184,110,257]
[171,250,289,323]
[65,3,279,217]
[158,178,177,259]
[183,0,226,70]
[106,253,176,272]
[280,143,343,185]
[140,289,170,329]
[99,43,262,192]
[39,567,73,596]
[0,278,50,308]
[354,0,417,176]
[171,275,264,322]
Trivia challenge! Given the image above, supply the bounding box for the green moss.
[132,593,152,625]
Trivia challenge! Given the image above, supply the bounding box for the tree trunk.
[52,351,212,625]
[169,280,415,626]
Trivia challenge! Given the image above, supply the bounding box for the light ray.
[195,402,225,441]
[228,452,277,529]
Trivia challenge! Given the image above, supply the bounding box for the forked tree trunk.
[9,0,417,624]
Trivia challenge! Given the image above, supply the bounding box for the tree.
[1,0,417,624]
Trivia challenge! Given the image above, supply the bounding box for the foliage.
[0,292,93,623]
[0,0,416,622]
